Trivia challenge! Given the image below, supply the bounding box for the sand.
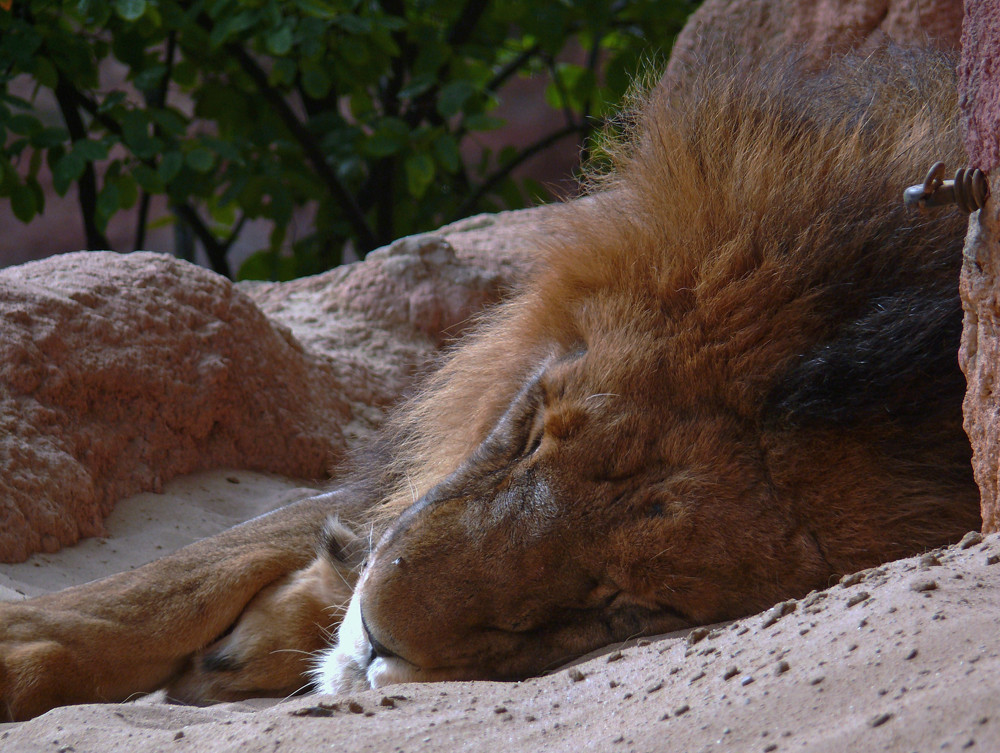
[1,471,998,752]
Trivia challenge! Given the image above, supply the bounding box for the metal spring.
[903,161,990,214]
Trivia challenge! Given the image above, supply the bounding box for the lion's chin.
[312,591,479,694]
[311,592,377,694]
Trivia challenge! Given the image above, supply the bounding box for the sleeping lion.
[0,46,983,721]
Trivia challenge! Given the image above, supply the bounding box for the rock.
[666,0,961,83]
[959,179,1000,535]
[0,251,346,561]
[0,209,544,562]
[960,6,1000,172]
[957,6,1000,534]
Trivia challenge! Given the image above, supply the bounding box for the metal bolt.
[903,161,989,213]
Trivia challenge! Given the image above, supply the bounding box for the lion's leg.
[165,520,359,704]
[0,491,354,722]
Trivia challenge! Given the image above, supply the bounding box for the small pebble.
[647,681,664,694]
[607,651,624,663]
[845,591,870,607]
[986,554,999,566]
[904,648,919,661]
[674,704,690,716]
[959,531,984,549]
[723,666,740,680]
[348,701,364,714]
[870,712,893,728]
[840,571,865,587]
[741,676,755,687]
[919,553,942,569]
[761,600,797,628]
[687,627,710,645]
[910,578,938,593]
[569,669,587,682]
[775,660,790,676]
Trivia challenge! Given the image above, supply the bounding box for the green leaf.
[35,127,70,149]
[115,174,139,209]
[364,118,409,157]
[301,65,331,100]
[52,152,87,196]
[7,114,41,137]
[32,58,58,90]
[292,0,339,20]
[133,164,165,193]
[149,108,188,136]
[266,25,294,56]
[114,0,147,22]
[437,80,475,118]
[185,147,215,173]
[159,151,184,182]
[10,183,38,222]
[432,133,461,173]
[121,110,156,157]
[96,182,121,219]
[173,60,198,88]
[74,140,109,162]
[209,11,258,47]
[333,15,371,34]
[404,152,434,199]
[464,114,504,132]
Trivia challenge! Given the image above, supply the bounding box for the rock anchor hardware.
[904,161,989,213]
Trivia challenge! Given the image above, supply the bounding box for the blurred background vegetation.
[0,0,699,280]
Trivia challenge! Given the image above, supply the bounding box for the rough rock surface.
[960,3,1000,172]
[960,201,1000,534]
[958,5,1000,534]
[666,0,962,81]
[0,209,545,562]
[2,531,998,752]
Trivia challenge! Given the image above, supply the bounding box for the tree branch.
[70,88,233,276]
[136,29,178,251]
[52,76,112,251]
[455,122,585,217]
[445,0,489,46]
[225,42,379,253]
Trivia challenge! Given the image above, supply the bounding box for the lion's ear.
[319,516,366,568]
[763,287,963,428]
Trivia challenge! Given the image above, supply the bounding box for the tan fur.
[0,47,982,720]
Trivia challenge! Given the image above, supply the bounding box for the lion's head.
[315,47,980,694]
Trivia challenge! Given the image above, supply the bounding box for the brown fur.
[0,47,982,719]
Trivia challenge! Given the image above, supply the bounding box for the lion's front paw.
[166,555,354,705]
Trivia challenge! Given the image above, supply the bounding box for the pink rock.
[959,3,1000,171]
[0,209,543,562]
[666,0,961,81]
[958,5,1000,534]
[959,186,1000,535]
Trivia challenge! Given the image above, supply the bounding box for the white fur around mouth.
[311,590,425,694]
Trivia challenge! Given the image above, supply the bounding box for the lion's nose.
[360,605,398,662]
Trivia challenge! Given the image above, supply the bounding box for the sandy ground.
[1,473,998,752]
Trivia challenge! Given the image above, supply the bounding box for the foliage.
[0,0,699,279]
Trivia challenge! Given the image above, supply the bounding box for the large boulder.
[666,0,961,81]
[0,209,545,563]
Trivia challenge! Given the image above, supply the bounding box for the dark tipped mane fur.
[349,45,975,542]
